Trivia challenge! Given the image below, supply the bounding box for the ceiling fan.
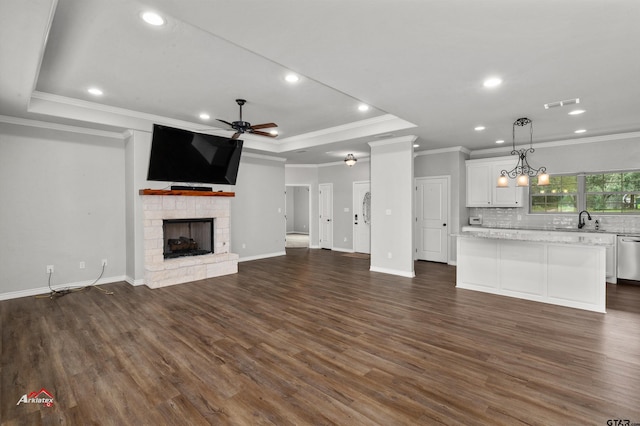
[217,99,278,139]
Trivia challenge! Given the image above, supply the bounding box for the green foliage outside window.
[585,172,640,213]
[530,171,640,214]
[530,175,578,213]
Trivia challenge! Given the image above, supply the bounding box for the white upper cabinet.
[466,158,523,207]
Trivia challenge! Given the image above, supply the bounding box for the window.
[530,175,578,213]
[585,172,640,214]
[530,171,640,215]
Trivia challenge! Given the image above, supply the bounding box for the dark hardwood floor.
[2,249,640,425]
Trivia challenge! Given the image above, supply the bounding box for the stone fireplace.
[140,190,238,288]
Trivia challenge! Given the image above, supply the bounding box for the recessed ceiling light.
[270,130,279,136]
[358,104,370,112]
[141,11,165,26]
[413,144,419,148]
[483,77,502,88]
[87,87,103,96]
[574,129,587,134]
[285,74,299,83]
[569,109,586,115]
[495,140,505,144]
[474,126,485,131]
[199,113,210,120]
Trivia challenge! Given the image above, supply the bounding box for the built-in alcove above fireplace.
[139,189,238,288]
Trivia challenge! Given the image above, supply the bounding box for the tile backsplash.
[469,207,640,234]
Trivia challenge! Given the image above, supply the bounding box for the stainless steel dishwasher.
[617,235,640,281]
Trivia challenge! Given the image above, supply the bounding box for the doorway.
[285,185,311,249]
[415,176,450,263]
[353,181,371,254]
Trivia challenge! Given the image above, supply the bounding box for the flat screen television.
[147,124,243,185]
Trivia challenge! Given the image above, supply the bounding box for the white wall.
[369,137,415,277]
[0,122,288,299]
[318,161,370,251]
[414,148,469,263]
[231,154,286,259]
[0,122,127,298]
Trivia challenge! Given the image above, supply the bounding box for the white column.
[124,129,153,285]
[368,135,417,278]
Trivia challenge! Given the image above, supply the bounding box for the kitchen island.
[455,229,613,313]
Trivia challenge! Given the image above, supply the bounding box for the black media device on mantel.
[147,124,243,185]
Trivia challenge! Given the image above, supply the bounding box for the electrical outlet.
[79,261,86,269]
[46,265,54,273]
[387,252,393,259]
[101,259,108,267]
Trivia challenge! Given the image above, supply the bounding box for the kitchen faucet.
[578,210,592,229]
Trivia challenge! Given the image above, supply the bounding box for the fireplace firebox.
[163,218,214,259]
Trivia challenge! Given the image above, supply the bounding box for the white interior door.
[353,181,371,254]
[415,176,449,263]
[319,183,333,249]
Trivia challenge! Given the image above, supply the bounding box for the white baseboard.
[332,247,355,253]
[369,266,416,278]
[125,276,145,286]
[239,251,286,262]
[0,275,128,301]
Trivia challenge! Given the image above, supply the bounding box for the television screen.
[147,124,243,185]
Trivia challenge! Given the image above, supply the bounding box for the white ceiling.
[2,0,639,164]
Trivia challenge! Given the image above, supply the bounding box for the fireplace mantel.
[139,189,235,197]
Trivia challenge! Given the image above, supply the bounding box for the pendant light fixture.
[344,153,357,167]
[497,117,549,187]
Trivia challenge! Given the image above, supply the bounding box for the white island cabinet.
[456,230,610,313]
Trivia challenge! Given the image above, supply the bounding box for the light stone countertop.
[453,230,614,246]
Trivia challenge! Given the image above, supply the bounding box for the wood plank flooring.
[2,249,640,425]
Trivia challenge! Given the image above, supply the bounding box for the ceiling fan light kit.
[497,117,549,188]
[217,99,278,139]
[344,154,357,167]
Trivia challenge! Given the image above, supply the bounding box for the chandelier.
[497,117,549,187]
[344,153,357,167]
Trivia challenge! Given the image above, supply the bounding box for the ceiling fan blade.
[217,119,234,127]
[250,122,278,130]
[232,132,242,139]
[250,130,277,138]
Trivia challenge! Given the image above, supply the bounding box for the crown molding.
[279,114,413,144]
[0,114,127,139]
[470,131,640,156]
[414,146,471,157]
[242,152,287,162]
[368,135,418,147]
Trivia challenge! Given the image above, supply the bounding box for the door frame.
[352,180,371,254]
[414,175,451,263]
